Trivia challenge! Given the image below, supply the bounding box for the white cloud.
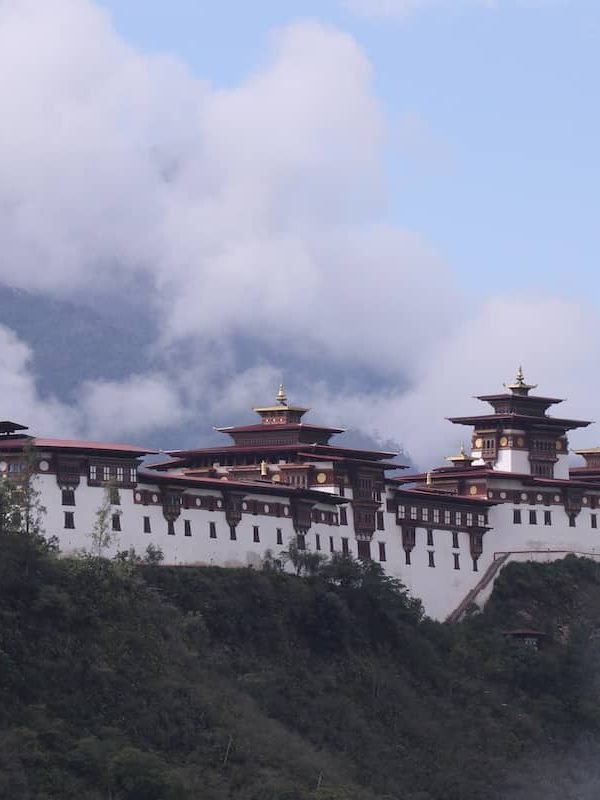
[0,0,593,468]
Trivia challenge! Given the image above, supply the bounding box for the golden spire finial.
[426,471,433,486]
[459,442,466,456]
[276,384,287,406]
[504,365,537,394]
[260,460,268,478]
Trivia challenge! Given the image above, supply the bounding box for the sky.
[0,0,599,467]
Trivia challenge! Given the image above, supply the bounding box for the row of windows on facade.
[403,547,479,572]
[88,466,137,483]
[61,511,388,561]
[398,505,486,528]
[512,509,598,528]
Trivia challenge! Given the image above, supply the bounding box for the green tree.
[89,486,121,558]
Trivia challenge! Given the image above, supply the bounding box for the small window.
[143,516,151,534]
[129,468,137,484]
[410,506,418,520]
[453,553,460,571]
[478,514,485,526]
[473,558,479,572]
[64,511,75,530]
[89,465,97,481]
[433,509,440,523]
[297,533,306,550]
[109,487,120,505]
[329,536,335,553]
[253,525,260,543]
[315,533,321,551]
[184,520,192,537]
[230,525,237,541]
[569,515,576,528]
[444,510,451,525]
[378,542,387,562]
[103,466,111,482]
[404,549,411,565]
[513,509,522,524]
[529,510,537,525]
[276,528,283,545]
[357,540,371,561]
[455,512,462,526]
[209,521,217,539]
[61,489,75,506]
[428,551,435,568]
[340,508,348,526]
[338,484,345,498]
[422,507,429,522]
[398,504,405,518]
[452,531,459,549]
[116,466,124,483]
[592,514,598,529]
[111,514,121,532]
[466,513,473,527]
[167,520,175,536]
[376,511,384,530]
[426,529,434,547]
[341,537,349,555]
[544,510,552,526]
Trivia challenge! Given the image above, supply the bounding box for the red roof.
[165,442,398,461]
[215,422,346,435]
[138,469,347,504]
[448,413,591,429]
[0,436,155,456]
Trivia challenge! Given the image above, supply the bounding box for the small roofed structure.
[502,629,546,650]
[446,443,475,468]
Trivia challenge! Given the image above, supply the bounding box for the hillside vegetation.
[1,527,600,799]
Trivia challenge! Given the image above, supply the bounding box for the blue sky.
[96,0,600,299]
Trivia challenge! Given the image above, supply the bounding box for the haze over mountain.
[2,0,600,467]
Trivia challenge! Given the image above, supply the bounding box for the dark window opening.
[341,537,349,555]
[513,509,522,524]
[276,528,283,545]
[253,525,260,543]
[64,511,75,529]
[167,520,175,536]
[378,542,387,562]
[315,533,321,551]
[428,551,435,568]
[340,508,348,526]
[357,540,371,561]
[453,553,460,570]
[109,487,120,505]
[404,549,411,565]
[61,489,75,506]
[592,514,598,529]
[376,511,384,530]
[230,525,237,541]
[209,521,217,539]
[544,510,552,526]
[473,558,479,572]
[452,531,459,549]
[329,536,335,553]
[427,529,434,547]
[529,510,537,525]
[111,514,121,532]
[143,516,151,534]
[184,519,192,537]
[569,515,576,528]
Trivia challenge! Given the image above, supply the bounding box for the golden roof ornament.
[504,365,537,395]
[446,442,475,466]
[276,384,287,406]
[426,471,433,486]
[260,460,268,478]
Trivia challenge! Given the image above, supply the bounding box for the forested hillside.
[1,530,600,800]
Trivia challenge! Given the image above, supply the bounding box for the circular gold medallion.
[316,472,327,484]
[500,436,508,447]
[469,485,478,495]
[272,474,281,482]
[475,438,483,449]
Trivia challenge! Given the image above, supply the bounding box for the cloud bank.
[0,0,595,467]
